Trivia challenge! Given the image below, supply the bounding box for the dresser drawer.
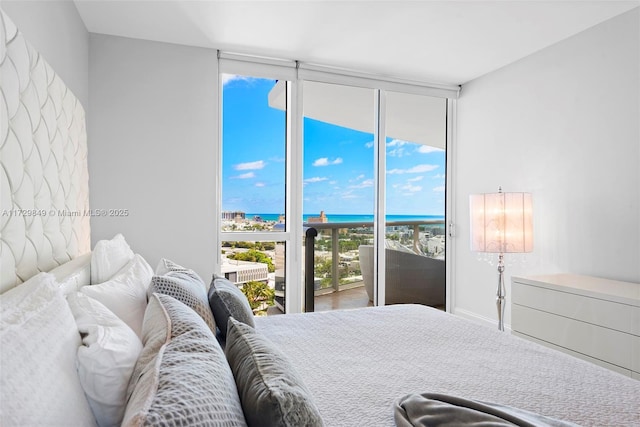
[512,304,639,372]
[512,331,633,376]
[512,281,639,335]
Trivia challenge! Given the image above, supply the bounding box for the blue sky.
[222,76,445,215]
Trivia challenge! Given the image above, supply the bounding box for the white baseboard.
[453,307,512,333]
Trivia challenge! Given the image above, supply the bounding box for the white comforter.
[256,305,640,427]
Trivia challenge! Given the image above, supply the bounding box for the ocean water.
[246,213,444,223]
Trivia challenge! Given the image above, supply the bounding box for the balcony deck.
[315,284,372,312]
[267,284,371,315]
[266,284,444,315]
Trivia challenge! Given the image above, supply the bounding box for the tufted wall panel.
[0,10,90,293]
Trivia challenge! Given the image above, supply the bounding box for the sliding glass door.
[301,81,376,311]
[383,91,447,308]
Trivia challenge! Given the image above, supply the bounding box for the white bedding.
[256,305,640,427]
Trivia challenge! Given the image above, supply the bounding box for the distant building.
[430,226,445,236]
[426,235,446,258]
[274,269,285,311]
[222,211,245,220]
[308,210,328,223]
[221,258,268,286]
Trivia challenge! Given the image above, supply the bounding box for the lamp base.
[496,253,505,332]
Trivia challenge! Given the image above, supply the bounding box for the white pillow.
[91,234,135,284]
[67,292,143,427]
[81,254,153,338]
[0,273,97,426]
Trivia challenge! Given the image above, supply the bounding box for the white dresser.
[511,274,640,379]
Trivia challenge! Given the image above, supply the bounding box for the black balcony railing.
[304,227,317,312]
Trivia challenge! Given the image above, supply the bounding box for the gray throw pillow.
[150,265,217,334]
[208,278,255,338]
[122,294,246,427]
[225,318,324,427]
[155,258,203,283]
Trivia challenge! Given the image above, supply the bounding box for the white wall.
[454,8,640,327]
[2,0,89,107]
[89,34,218,281]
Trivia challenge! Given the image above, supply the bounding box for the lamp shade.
[469,192,533,253]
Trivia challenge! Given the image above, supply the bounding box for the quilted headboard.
[0,10,90,293]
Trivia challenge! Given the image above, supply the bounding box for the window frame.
[216,52,458,314]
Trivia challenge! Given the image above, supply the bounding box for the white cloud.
[417,145,444,154]
[432,174,445,179]
[433,186,446,192]
[387,140,411,157]
[235,160,266,171]
[387,164,439,174]
[329,180,338,185]
[367,139,412,150]
[304,177,329,183]
[409,164,438,173]
[341,191,359,200]
[255,182,265,187]
[388,147,407,157]
[401,184,422,193]
[387,139,408,147]
[349,179,373,189]
[313,157,343,167]
[222,74,256,86]
[407,176,424,182]
[236,172,255,179]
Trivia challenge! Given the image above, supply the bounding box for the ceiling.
[74,1,639,85]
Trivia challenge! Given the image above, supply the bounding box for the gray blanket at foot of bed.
[394,393,581,427]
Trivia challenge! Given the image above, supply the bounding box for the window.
[221,75,286,232]
[218,67,297,314]
[216,56,456,314]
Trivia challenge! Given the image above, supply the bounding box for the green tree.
[320,277,332,288]
[339,239,358,252]
[235,241,254,249]
[315,257,333,277]
[241,281,275,315]
[262,242,276,250]
[227,249,275,272]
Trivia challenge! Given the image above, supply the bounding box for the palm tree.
[241,281,275,315]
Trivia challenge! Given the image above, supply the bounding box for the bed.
[256,306,640,426]
[2,9,639,427]
[3,251,640,426]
